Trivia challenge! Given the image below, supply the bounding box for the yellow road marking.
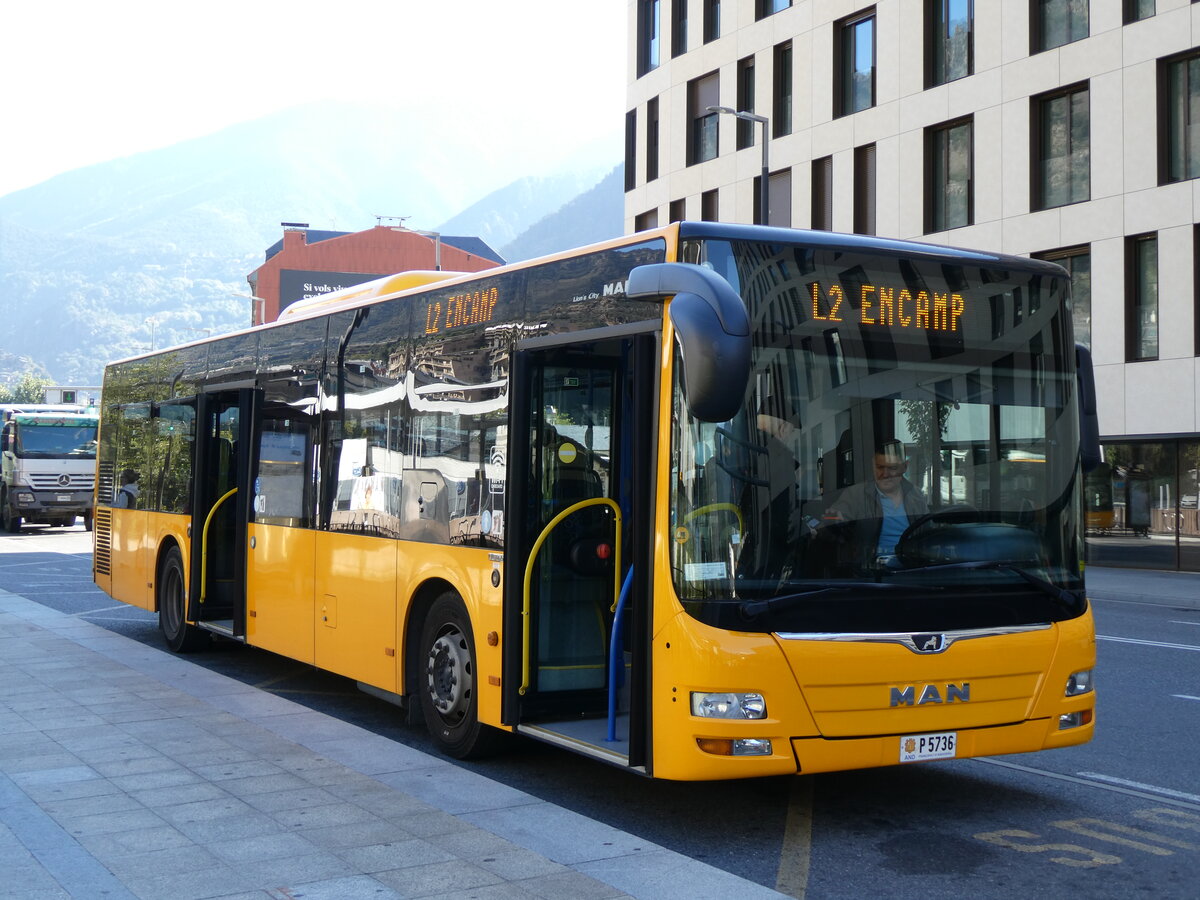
[776,776,813,897]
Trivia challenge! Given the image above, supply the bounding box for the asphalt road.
[3,523,1199,898]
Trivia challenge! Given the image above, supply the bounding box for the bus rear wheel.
[158,547,209,653]
[417,592,505,760]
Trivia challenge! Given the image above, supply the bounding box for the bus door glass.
[188,389,257,634]
[507,346,624,719]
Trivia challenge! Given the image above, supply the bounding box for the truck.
[0,409,99,532]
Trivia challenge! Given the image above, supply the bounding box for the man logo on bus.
[914,633,946,652]
[890,683,971,707]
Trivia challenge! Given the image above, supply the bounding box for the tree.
[0,372,53,404]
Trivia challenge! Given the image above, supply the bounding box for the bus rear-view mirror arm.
[626,263,751,423]
[1076,343,1101,473]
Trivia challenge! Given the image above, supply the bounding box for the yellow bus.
[93,222,1098,780]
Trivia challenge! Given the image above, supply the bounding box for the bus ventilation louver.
[93,509,113,576]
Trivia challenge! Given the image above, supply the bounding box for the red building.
[247,223,504,324]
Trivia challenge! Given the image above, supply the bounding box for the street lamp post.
[231,293,268,326]
[707,106,770,225]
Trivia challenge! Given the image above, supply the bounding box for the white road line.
[972,758,1200,812]
[1172,694,1200,702]
[1096,634,1200,652]
[1170,620,1200,627]
[1075,772,1200,804]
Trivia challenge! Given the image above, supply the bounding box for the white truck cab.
[1,409,98,532]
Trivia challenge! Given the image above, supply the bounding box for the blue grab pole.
[606,566,635,743]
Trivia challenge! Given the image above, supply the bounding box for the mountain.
[435,168,611,256]
[0,102,622,383]
[499,166,625,262]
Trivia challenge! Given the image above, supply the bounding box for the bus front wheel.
[158,547,209,653]
[1,491,22,533]
[417,592,505,760]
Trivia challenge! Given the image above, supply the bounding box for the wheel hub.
[427,628,472,722]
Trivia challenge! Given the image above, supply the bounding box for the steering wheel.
[898,503,980,543]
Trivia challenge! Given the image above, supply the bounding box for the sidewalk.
[1085,565,1200,610]
[0,589,784,900]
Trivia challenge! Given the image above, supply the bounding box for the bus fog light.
[691,692,766,719]
[1059,709,1093,730]
[696,737,773,756]
[1065,669,1093,696]
[732,738,772,756]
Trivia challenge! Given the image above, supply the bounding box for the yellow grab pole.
[520,497,621,696]
[200,487,238,606]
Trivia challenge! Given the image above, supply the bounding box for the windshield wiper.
[740,581,920,618]
[902,560,1082,609]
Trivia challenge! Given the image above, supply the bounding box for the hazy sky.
[0,1,628,199]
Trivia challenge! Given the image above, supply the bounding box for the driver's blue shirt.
[876,488,909,556]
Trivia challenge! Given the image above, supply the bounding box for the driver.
[827,439,928,566]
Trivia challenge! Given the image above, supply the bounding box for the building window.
[927,0,972,87]
[812,156,833,230]
[637,0,661,76]
[1161,51,1200,184]
[704,0,720,43]
[774,41,793,137]
[854,144,876,235]
[1124,0,1154,23]
[1033,83,1089,210]
[1036,245,1091,348]
[701,189,719,221]
[737,56,756,150]
[837,10,876,117]
[768,169,792,227]
[646,97,659,183]
[1195,226,1200,356]
[1031,0,1088,54]
[688,72,720,165]
[757,0,792,18]
[927,117,973,231]
[669,199,686,222]
[1127,234,1158,361]
[672,0,688,57]
[635,209,660,231]
[625,110,637,192]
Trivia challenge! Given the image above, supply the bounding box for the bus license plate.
[899,731,956,763]
[56,494,71,503]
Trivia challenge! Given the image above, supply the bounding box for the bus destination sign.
[424,286,500,335]
[810,281,965,332]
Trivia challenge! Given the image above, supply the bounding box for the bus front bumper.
[791,714,1095,774]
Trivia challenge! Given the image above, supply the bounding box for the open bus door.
[503,333,657,773]
[166,388,258,650]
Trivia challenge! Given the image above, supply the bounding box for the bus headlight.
[690,692,766,719]
[16,492,35,505]
[1065,669,1093,696]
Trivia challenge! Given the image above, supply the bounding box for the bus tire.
[158,547,209,653]
[417,591,505,760]
[83,511,93,532]
[1,491,21,533]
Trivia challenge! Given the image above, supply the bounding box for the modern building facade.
[248,223,504,325]
[625,0,1200,570]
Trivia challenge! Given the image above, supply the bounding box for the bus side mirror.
[1076,343,1101,473]
[627,263,751,423]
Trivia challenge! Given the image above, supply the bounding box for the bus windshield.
[671,237,1085,635]
[12,420,98,458]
